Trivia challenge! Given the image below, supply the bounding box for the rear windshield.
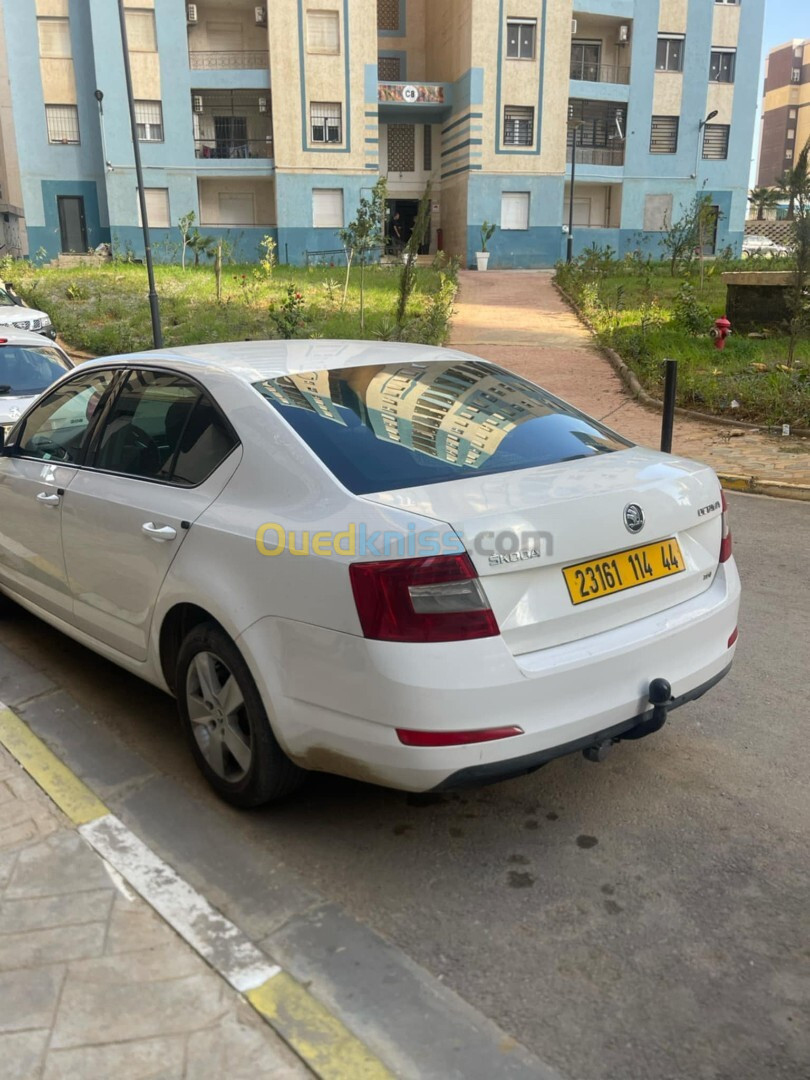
[0,345,70,396]
[254,360,631,495]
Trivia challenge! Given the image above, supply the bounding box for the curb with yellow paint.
[718,473,810,502]
[0,702,394,1080]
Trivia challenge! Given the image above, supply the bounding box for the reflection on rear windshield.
[0,345,70,395]
[255,360,632,494]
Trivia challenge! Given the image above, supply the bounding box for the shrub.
[672,282,711,336]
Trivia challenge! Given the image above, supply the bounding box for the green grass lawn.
[13,262,449,356]
[556,260,810,428]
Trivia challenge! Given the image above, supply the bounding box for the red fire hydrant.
[711,315,732,350]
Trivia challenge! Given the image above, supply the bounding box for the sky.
[749,0,810,186]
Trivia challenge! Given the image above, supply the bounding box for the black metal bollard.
[660,359,678,453]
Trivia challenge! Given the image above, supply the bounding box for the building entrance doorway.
[57,196,87,253]
[386,199,429,254]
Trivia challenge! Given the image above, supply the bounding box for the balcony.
[377,81,451,122]
[568,98,627,169]
[192,90,273,161]
[569,58,629,85]
[189,50,269,70]
[567,145,625,167]
[571,11,632,89]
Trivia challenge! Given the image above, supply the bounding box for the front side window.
[91,370,236,485]
[656,36,684,72]
[0,345,71,396]
[254,361,631,496]
[650,115,679,154]
[702,123,730,159]
[310,101,342,144]
[506,19,536,60]
[134,100,164,142]
[504,105,534,146]
[710,49,736,82]
[45,104,80,145]
[16,370,116,463]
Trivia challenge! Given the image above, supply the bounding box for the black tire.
[0,590,16,616]
[176,622,305,807]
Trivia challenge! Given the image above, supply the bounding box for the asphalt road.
[1,491,808,1080]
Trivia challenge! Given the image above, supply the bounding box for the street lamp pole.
[117,0,163,348]
[695,109,719,180]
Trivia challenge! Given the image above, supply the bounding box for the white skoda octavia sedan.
[0,342,740,807]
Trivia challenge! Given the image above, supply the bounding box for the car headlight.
[30,318,43,330]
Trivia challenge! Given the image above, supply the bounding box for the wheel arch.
[159,602,227,694]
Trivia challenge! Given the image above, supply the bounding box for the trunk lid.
[364,447,724,654]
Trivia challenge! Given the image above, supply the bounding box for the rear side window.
[90,369,237,485]
[254,360,631,495]
[0,344,71,394]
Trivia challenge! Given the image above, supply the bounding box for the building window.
[500,192,529,230]
[790,68,801,84]
[789,108,797,119]
[37,17,71,58]
[137,188,170,228]
[571,41,602,82]
[702,123,730,159]
[310,102,342,143]
[656,35,684,73]
[423,124,432,172]
[388,124,415,171]
[134,100,164,142]
[787,129,796,140]
[378,55,402,80]
[307,10,340,54]
[785,148,793,160]
[45,104,80,145]
[377,0,399,33]
[124,8,157,51]
[312,188,343,228]
[506,19,536,60]
[218,192,255,225]
[504,105,534,146]
[650,116,679,154]
[710,49,736,82]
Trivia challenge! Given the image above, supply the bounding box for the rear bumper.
[239,559,741,793]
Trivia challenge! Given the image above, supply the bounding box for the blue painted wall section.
[467,174,565,268]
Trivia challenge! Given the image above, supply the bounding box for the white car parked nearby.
[742,234,790,258]
[0,329,73,441]
[0,284,56,338]
[0,342,740,806]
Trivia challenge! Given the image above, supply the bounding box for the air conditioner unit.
[255,6,267,26]
[571,18,578,34]
[258,96,267,113]
[192,95,204,113]
[186,3,198,23]
[617,24,630,44]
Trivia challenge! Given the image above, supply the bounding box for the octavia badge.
[624,504,645,534]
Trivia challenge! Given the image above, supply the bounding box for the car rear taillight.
[719,491,732,563]
[349,553,499,643]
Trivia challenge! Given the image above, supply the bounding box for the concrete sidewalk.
[0,744,309,1080]
[450,270,810,492]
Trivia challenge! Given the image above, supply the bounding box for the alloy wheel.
[185,650,252,781]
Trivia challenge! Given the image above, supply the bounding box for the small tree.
[396,182,432,327]
[338,177,387,324]
[748,187,780,222]
[659,192,721,285]
[786,201,810,368]
[188,229,216,266]
[178,211,196,270]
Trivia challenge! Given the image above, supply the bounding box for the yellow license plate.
[563,538,685,606]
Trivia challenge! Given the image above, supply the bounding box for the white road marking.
[80,813,281,992]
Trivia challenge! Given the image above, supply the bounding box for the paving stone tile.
[5,831,111,899]
[0,921,108,971]
[43,1035,186,1080]
[0,643,56,707]
[0,965,65,1032]
[0,1029,49,1080]
[0,888,113,934]
[50,952,227,1049]
[185,1004,309,1079]
[104,891,184,956]
[0,848,18,891]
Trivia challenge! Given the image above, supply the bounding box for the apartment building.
[0,0,765,268]
[757,38,810,188]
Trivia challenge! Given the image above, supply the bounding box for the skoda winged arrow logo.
[623,504,645,534]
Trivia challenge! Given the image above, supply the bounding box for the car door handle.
[142,522,177,542]
[36,492,61,506]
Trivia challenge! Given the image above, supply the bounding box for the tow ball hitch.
[582,678,673,762]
